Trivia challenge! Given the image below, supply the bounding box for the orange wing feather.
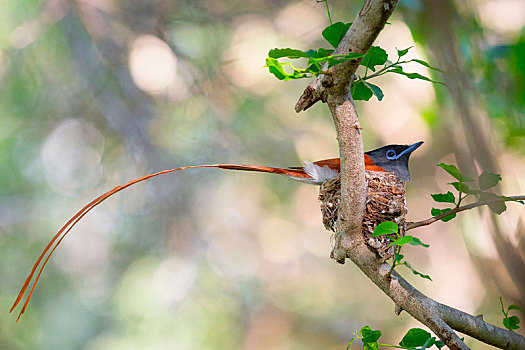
[312,158,340,171]
[364,154,387,172]
[313,156,386,173]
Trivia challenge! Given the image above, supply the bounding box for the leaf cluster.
[347,326,444,350]
[373,222,431,281]
[265,22,442,101]
[351,46,442,102]
[431,163,523,221]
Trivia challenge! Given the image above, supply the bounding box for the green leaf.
[389,66,444,84]
[431,208,457,222]
[322,22,352,48]
[431,191,456,203]
[389,236,412,247]
[351,80,373,101]
[361,46,388,72]
[363,81,384,101]
[306,64,321,73]
[421,339,436,349]
[265,49,364,81]
[318,48,334,56]
[410,59,444,72]
[503,317,510,329]
[363,343,379,350]
[326,58,342,68]
[437,163,474,182]
[265,58,288,80]
[326,53,363,68]
[449,181,474,194]
[308,52,363,66]
[303,51,324,73]
[402,261,432,280]
[268,48,309,59]
[407,236,430,248]
[372,221,399,237]
[397,46,413,58]
[488,201,507,215]
[389,236,429,248]
[478,171,502,190]
[434,339,445,349]
[508,305,524,312]
[399,328,432,347]
[479,192,507,214]
[504,315,521,330]
[360,326,382,342]
[421,337,437,349]
[265,58,307,81]
[394,253,404,263]
[305,48,333,58]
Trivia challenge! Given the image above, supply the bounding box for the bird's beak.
[395,141,424,159]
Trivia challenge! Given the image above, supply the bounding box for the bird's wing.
[312,158,340,171]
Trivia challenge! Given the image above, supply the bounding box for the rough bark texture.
[296,0,525,349]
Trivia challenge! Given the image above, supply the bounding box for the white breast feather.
[292,161,339,185]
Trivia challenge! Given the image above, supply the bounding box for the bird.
[10,141,422,321]
[220,141,423,184]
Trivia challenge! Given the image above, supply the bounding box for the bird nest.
[318,171,407,258]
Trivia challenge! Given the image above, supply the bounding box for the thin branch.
[407,195,525,231]
[360,66,390,80]
[360,59,408,80]
[438,303,525,349]
[318,0,333,25]
[361,56,403,81]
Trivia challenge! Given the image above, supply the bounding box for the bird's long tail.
[10,163,309,321]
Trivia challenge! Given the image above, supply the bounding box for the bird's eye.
[386,149,396,160]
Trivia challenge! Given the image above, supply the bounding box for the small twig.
[456,188,464,208]
[361,65,391,80]
[361,60,409,81]
[386,245,401,278]
[318,0,333,25]
[407,195,525,231]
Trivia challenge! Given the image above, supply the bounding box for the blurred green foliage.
[1,1,524,349]
[480,36,525,147]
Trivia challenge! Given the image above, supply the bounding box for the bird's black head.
[365,141,423,182]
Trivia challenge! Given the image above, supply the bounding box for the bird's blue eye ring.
[386,149,396,160]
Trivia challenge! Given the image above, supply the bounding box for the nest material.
[318,171,407,258]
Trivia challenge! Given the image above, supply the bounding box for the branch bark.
[295,1,525,349]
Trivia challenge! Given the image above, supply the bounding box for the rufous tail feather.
[10,163,308,321]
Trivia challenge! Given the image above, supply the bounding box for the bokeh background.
[1,0,525,349]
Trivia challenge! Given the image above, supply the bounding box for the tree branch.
[407,195,525,231]
[346,251,525,349]
[295,1,525,348]
[438,303,525,349]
